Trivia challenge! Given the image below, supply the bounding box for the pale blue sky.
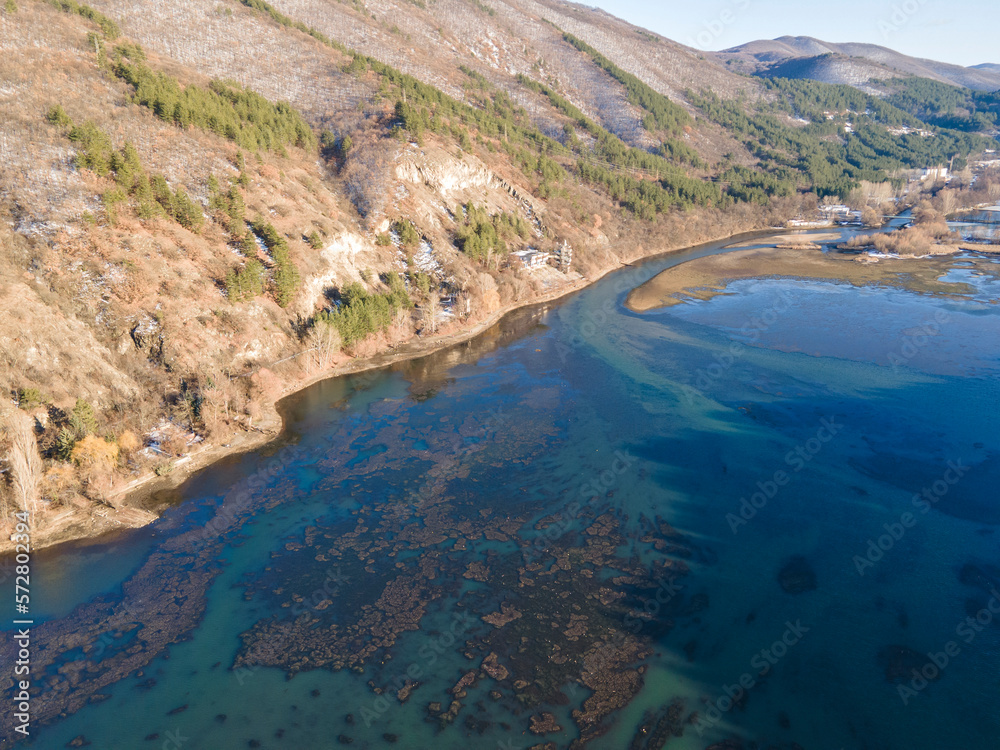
[587,0,995,68]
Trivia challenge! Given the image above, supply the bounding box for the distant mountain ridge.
[717,36,1000,92]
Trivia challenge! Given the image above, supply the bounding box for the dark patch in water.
[878,645,940,684]
[852,453,1000,524]
[958,563,1000,593]
[777,556,817,594]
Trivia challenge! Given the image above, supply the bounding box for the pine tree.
[226,185,245,229]
[239,229,257,256]
[46,104,73,127]
[70,398,98,437]
[56,428,76,461]
[171,188,203,231]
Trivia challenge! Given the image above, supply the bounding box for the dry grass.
[86,0,372,122]
[0,0,790,549]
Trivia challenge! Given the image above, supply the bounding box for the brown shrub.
[71,434,120,468]
[118,429,141,455]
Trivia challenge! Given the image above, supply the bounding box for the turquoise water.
[3,233,1000,749]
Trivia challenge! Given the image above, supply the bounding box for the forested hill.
[718,36,1000,91]
[1,0,997,542]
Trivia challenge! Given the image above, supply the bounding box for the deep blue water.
[4,231,1000,750]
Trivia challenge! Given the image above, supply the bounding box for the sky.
[586,0,996,68]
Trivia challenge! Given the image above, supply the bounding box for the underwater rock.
[958,563,1000,592]
[878,645,941,684]
[483,604,523,628]
[529,712,563,735]
[778,555,817,594]
[482,652,509,681]
[397,680,420,702]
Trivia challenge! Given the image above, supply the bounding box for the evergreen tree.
[70,398,98,437]
[46,104,73,127]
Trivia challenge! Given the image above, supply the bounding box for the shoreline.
[5,223,778,557]
[625,236,999,313]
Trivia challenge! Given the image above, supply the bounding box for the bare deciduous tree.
[2,405,41,521]
[343,137,396,227]
[308,324,341,371]
[425,292,439,334]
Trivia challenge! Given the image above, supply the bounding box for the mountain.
[718,36,1000,91]
[0,0,996,552]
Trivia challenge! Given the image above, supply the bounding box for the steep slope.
[0,0,995,554]
[0,0,789,548]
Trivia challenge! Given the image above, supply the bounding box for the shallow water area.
[2,229,999,750]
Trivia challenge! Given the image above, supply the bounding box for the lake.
[3,227,1000,750]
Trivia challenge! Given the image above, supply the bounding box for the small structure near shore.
[555,240,573,272]
[510,248,551,270]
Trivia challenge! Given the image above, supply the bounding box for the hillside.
[718,36,1000,92]
[0,0,996,551]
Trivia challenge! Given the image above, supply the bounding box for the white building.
[920,167,949,182]
[510,249,550,270]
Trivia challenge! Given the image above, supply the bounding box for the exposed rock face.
[397,152,502,195]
